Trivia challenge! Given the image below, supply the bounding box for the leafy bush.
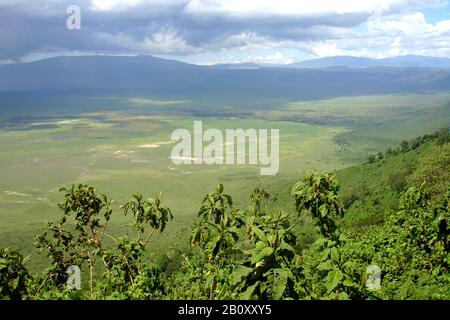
[389,171,408,193]
[0,248,30,300]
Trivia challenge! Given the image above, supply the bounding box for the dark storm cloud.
[0,0,371,60]
[0,0,446,61]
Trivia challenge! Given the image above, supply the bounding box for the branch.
[143,228,157,246]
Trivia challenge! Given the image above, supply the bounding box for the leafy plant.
[0,248,30,300]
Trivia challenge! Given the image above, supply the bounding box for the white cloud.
[364,11,450,56]
[246,52,294,64]
[90,0,186,11]
[309,42,347,57]
[91,0,140,11]
[184,0,444,17]
[88,0,445,15]
[202,51,294,65]
[96,28,197,54]
[281,10,450,59]
[0,58,14,65]
[368,12,435,35]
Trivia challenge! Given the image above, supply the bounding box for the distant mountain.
[288,55,450,69]
[287,56,380,69]
[382,55,450,68]
[210,63,260,69]
[1,55,450,102]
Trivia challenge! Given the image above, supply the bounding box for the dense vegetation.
[1,131,449,300]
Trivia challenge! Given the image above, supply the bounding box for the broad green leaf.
[343,279,355,287]
[252,227,267,242]
[317,260,332,271]
[330,247,340,261]
[279,241,295,253]
[251,246,273,264]
[319,204,328,217]
[339,291,349,300]
[273,268,288,299]
[11,278,19,290]
[326,269,343,293]
[241,282,259,300]
[231,266,253,285]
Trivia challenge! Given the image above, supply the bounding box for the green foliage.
[436,127,450,146]
[0,248,30,300]
[368,128,447,164]
[233,210,299,300]
[191,184,241,260]
[34,184,113,296]
[389,170,409,193]
[198,184,233,224]
[400,140,410,152]
[30,184,173,299]
[291,172,343,241]
[123,193,173,235]
[367,154,376,163]
[408,143,450,197]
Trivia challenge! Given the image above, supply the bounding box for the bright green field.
[1,92,449,271]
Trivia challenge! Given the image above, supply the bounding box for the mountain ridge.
[1,54,450,100]
[286,55,450,69]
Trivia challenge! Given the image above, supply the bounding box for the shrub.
[389,171,408,193]
[0,248,30,300]
[400,140,410,152]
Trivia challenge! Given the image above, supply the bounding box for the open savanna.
[0,92,449,271]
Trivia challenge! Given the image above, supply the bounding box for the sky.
[0,0,450,65]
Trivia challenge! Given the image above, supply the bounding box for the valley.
[1,91,449,272]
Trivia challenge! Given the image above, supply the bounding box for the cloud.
[311,11,450,58]
[89,0,186,11]
[211,51,294,65]
[95,28,197,54]
[90,0,142,11]
[0,0,449,63]
[0,58,15,65]
[184,0,398,16]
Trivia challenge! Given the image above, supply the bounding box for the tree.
[410,138,421,150]
[198,184,233,224]
[389,171,408,193]
[386,148,394,157]
[291,172,369,300]
[400,140,409,152]
[291,172,343,241]
[436,128,449,146]
[34,184,172,299]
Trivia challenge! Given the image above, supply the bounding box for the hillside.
[337,140,448,227]
[267,130,449,243]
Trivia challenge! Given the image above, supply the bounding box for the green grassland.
[0,92,449,272]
